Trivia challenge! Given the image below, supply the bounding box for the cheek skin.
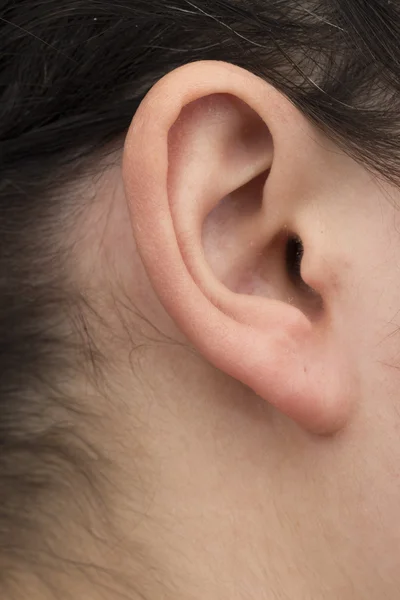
[323,184,400,587]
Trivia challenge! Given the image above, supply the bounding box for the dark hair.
[1,0,400,595]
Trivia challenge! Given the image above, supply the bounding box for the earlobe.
[122,61,355,435]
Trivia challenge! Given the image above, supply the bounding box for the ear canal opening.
[286,234,304,285]
[284,231,324,315]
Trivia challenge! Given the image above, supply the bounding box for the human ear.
[122,60,356,435]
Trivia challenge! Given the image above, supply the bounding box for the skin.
[55,61,400,599]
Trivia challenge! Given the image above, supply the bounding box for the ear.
[122,61,356,435]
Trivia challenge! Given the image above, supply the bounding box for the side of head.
[2,2,400,599]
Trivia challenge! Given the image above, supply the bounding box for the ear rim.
[123,60,295,328]
[122,60,354,436]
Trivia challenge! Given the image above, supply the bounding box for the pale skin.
[46,61,400,599]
